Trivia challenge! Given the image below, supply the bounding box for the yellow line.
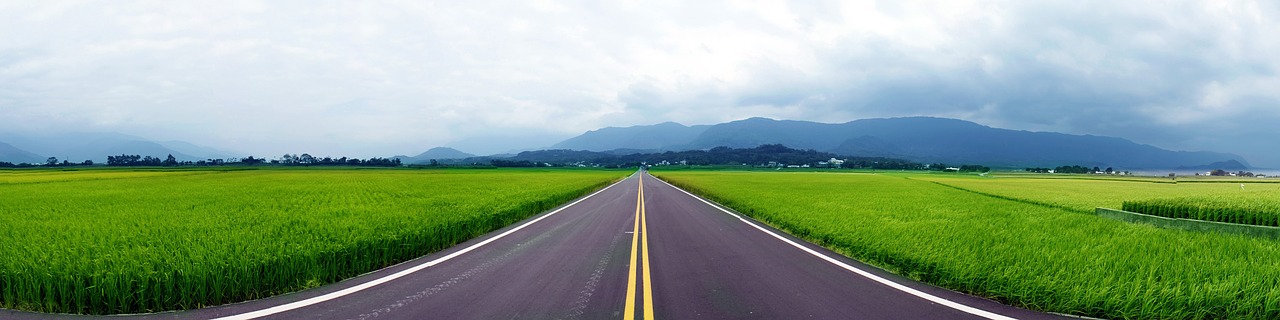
[623,176,641,320]
[640,175,655,320]
[625,174,656,320]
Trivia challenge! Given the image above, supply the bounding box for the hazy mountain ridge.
[552,117,1248,169]
[0,142,44,164]
[455,144,923,169]
[552,122,710,151]
[416,147,474,159]
[157,141,242,160]
[1,118,1250,170]
[0,132,238,163]
[396,147,477,164]
[1176,160,1250,171]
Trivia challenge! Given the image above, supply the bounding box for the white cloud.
[0,0,1278,165]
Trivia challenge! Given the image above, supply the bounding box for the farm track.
[3,172,1058,319]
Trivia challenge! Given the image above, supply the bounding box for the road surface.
[3,172,1062,319]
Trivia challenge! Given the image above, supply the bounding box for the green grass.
[654,171,1280,319]
[0,168,624,314]
[1123,193,1280,226]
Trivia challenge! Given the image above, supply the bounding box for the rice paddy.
[9,166,1278,318]
[0,168,623,314]
[1123,193,1280,226]
[653,170,1280,319]
[914,175,1280,213]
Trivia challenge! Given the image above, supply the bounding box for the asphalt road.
[4,172,1063,320]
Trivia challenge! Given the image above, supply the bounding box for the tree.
[241,156,264,165]
[164,154,178,166]
[46,157,58,166]
[1105,167,1114,174]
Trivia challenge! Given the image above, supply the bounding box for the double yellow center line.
[624,174,655,320]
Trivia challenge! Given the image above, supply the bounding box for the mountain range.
[0,132,241,164]
[2,117,1252,170]
[393,147,476,164]
[0,141,44,164]
[551,122,710,151]
[550,117,1248,170]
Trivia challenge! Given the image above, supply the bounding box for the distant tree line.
[490,159,540,167]
[269,154,401,167]
[1,157,94,168]
[103,153,401,167]
[0,161,41,168]
[4,153,403,168]
[107,154,179,166]
[840,158,924,170]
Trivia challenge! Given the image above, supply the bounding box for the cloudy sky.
[2,1,1278,166]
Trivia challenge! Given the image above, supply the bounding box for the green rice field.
[653,171,1280,319]
[0,168,623,314]
[1123,193,1280,226]
[914,175,1280,213]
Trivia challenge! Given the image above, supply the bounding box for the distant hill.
[552,122,709,151]
[395,147,477,164]
[75,139,200,162]
[415,147,475,159]
[478,144,919,169]
[0,142,44,164]
[1176,160,1250,171]
[157,140,241,160]
[0,132,225,163]
[507,149,613,163]
[551,117,1249,170]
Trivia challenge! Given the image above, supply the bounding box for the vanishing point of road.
[5,172,1063,320]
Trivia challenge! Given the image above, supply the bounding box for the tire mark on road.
[561,233,625,320]
[347,228,561,320]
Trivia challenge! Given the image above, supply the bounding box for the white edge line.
[649,174,1018,320]
[213,175,631,320]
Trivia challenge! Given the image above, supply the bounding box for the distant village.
[1024,165,1267,178]
[1023,165,1130,175]
[1195,169,1265,178]
[651,158,848,169]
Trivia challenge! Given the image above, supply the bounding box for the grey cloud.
[610,1,1280,166]
[1,1,1278,166]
